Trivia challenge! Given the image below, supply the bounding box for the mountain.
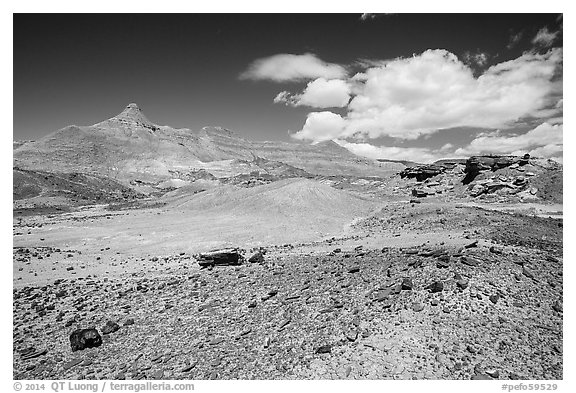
[13,103,403,183]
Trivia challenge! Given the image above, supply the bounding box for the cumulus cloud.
[274,78,351,108]
[532,27,559,47]
[288,48,562,142]
[454,122,562,158]
[292,112,346,142]
[239,53,347,82]
[335,140,440,163]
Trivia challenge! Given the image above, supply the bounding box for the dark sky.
[14,14,563,161]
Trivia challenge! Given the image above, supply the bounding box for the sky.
[13,13,563,163]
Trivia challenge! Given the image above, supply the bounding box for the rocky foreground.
[13,205,562,380]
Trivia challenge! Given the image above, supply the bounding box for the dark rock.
[198,248,244,267]
[552,299,563,313]
[101,320,120,335]
[248,251,264,263]
[489,294,500,304]
[464,240,478,249]
[489,246,503,254]
[348,267,360,274]
[426,281,444,293]
[70,328,102,351]
[401,278,413,290]
[315,344,332,354]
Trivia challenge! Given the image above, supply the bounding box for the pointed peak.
[99,103,158,129]
[116,103,149,122]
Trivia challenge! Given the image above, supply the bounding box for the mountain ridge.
[13,103,403,181]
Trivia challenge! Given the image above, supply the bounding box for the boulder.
[70,328,102,351]
[198,248,244,267]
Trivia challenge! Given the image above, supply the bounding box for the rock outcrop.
[464,154,530,184]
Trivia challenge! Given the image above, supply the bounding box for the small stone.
[464,240,478,249]
[552,299,563,313]
[315,344,332,354]
[346,330,358,342]
[489,294,500,304]
[426,281,444,293]
[412,302,425,312]
[344,365,352,377]
[522,266,535,279]
[471,374,492,380]
[456,279,469,289]
[124,318,135,326]
[248,252,264,263]
[63,358,83,371]
[401,278,413,290]
[101,320,120,335]
[461,256,480,267]
[348,267,360,274]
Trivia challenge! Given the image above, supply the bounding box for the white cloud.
[239,53,347,82]
[274,78,351,108]
[440,143,454,151]
[455,122,562,158]
[289,48,562,142]
[335,140,440,163]
[292,112,346,142]
[532,27,559,47]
